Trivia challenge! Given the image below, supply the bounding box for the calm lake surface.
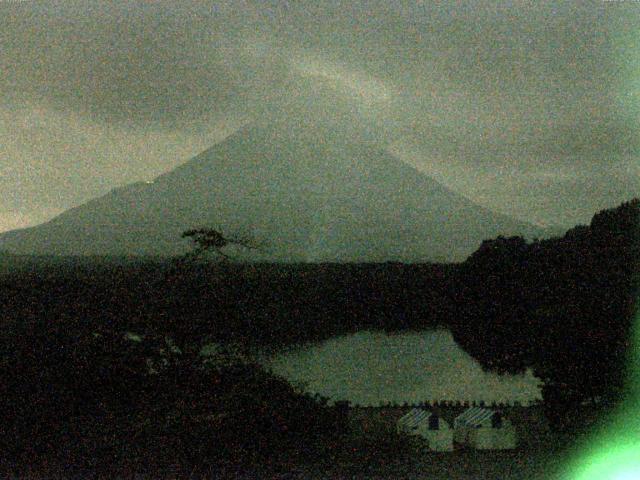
[264,329,542,407]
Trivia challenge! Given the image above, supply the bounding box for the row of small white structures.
[396,407,517,452]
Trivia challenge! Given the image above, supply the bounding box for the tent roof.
[398,408,444,429]
[454,407,496,427]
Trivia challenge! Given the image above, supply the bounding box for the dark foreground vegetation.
[0,199,637,477]
[1,331,365,477]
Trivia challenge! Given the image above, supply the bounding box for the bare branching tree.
[181,228,264,261]
[159,227,266,288]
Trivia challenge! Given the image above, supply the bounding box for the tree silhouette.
[447,198,639,429]
[181,228,262,261]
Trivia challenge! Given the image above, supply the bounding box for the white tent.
[453,407,516,450]
[397,408,453,451]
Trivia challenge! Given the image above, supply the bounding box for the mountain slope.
[0,122,547,262]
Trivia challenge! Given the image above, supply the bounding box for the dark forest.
[1,198,638,477]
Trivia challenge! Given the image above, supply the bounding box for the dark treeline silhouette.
[0,199,637,474]
[0,257,455,353]
[451,198,639,428]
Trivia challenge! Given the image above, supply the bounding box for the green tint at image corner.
[562,298,640,480]
[567,435,640,480]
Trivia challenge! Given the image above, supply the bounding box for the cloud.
[291,55,395,105]
[2,0,626,131]
[1,1,271,127]
[0,101,242,220]
[0,0,638,230]
[0,209,62,233]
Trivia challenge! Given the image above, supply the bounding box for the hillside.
[0,121,547,262]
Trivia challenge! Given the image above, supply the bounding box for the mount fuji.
[0,120,547,262]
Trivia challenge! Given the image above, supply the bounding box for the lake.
[264,329,542,407]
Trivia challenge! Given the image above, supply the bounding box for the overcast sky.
[1,0,638,232]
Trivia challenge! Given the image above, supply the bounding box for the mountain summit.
[0,122,547,262]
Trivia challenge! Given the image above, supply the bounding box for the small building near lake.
[453,407,516,450]
[397,408,454,451]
